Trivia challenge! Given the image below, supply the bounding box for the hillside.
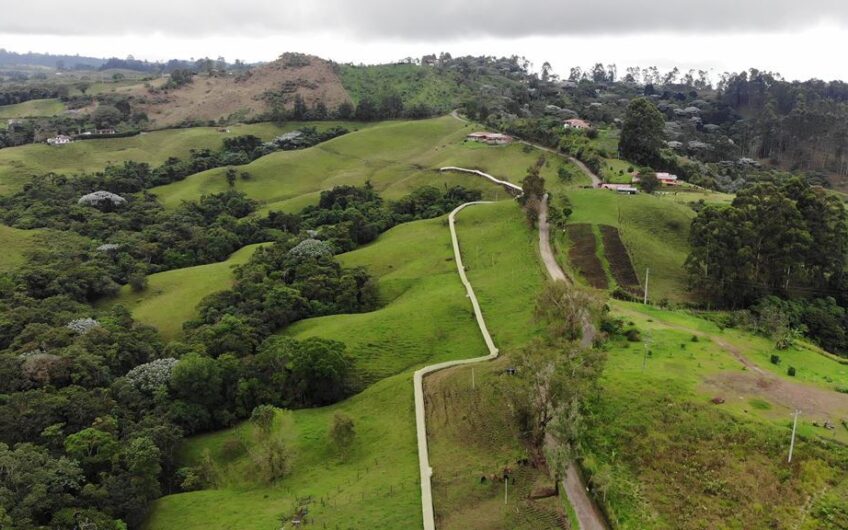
[125,54,351,128]
[0,121,296,194]
[150,116,564,213]
[99,243,266,340]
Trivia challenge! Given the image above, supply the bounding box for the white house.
[46,135,72,145]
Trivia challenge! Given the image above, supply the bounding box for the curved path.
[415,167,605,529]
[414,200,501,530]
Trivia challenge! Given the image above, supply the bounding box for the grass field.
[559,189,695,303]
[99,243,266,340]
[424,202,567,528]
[0,98,65,119]
[0,121,352,195]
[145,200,541,529]
[581,301,848,528]
[0,224,42,273]
[150,117,564,213]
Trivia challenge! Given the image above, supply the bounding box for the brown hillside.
[127,53,351,128]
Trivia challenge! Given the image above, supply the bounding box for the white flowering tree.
[125,358,179,393]
[66,318,101,335]
[288,239,332,259]
[78,191,127,209]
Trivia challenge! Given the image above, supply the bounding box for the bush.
[770,354,781,365]
[128,272,148,292]
[787,366,796,377]
[691,335,699,342]
[624,328,641,342]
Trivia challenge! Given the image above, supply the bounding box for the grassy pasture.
[581,300,848,528]
[0,121,350,195]
[99,243,266,340]
[561,189,695,303]
[145,200,542,529]
[0,98,65,118]
[150,117,563,213]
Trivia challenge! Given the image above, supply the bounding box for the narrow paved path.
[416,166,606,529]
[414,200,500,530]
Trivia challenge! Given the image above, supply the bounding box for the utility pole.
[504,476,508,505]
[471,367,475,390]
[788,410,800,463]
[643,268,650,304]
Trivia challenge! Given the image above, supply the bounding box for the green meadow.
[100,243,266,340]
[581,300,848,528]
[150,116,565,213]
[0,98,66,119]
[145,200,540,529]
[0,121,354,195]
[558,189,695,303]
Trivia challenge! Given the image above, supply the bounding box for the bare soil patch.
[599,225,639,292]
[565,224,608,289]
[702,371,848,422]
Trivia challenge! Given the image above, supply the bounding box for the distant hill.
[0,49,104,69]
[124,53,351,127]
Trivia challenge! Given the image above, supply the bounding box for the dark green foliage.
[687,178,848,355]
[770,354,781,365]
[787,366,796,377]
[637,171,660,193]
[619,98,666,166]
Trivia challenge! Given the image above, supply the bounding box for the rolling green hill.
[0,121,347,195]
[0,98,65,119]
[145,200,543,529]
[151,116,568,213]
[99,243,266,340]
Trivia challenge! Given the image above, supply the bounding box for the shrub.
[770,354,781,365]
[329,413,356,460]
[128,272,148,292]
[624,328,641,342]
[787,366,796,377]
[691,335,699,342]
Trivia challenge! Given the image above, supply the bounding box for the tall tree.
[619,98,666,166]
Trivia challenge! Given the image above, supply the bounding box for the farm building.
[563,118,591,130]
[632,172,681,186]
[466,132,513,145]
[601,183,639,194]
[46,134,72,145]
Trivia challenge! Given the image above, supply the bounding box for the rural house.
[562,118,591,130]
[46,134,72,145]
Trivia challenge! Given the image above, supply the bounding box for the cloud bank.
[4,0,847,39]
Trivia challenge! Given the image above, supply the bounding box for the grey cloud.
[4,0,847,39]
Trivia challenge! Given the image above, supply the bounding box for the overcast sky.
[3,0,848,81]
